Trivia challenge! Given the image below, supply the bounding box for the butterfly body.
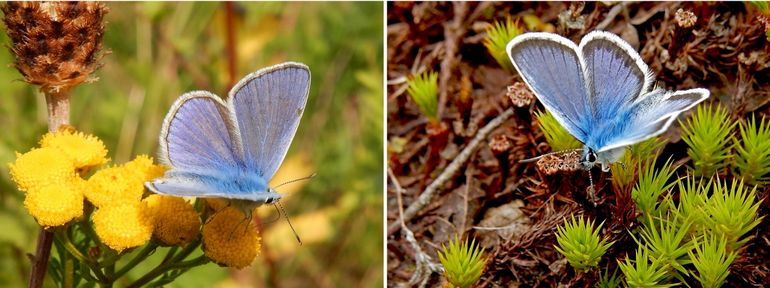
[507,31,709,171]
[146,62,310,210]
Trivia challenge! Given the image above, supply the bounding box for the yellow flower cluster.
[8,130,107,227]
[84,155,186,253]
[40,129,108,169]
[11,130,264,266]
[202,206,261,269]
[92,202,153,252]
[9,130,204,254]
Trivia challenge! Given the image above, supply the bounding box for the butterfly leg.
[204,200,233,225]
[228,209,254,240]
[587,170,597,207]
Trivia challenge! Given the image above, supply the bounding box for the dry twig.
[388,108,515,235]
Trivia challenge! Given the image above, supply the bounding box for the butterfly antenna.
[276,201,302,245]
[519,149,583,163]
[274,172,317,189]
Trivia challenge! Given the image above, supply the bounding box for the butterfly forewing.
[580,32,652,123]
[228,62,310,180]
[160,92,241,170]
[507,33,591,143]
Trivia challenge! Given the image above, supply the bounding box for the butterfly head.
[581,146,626,172]
[580,148,598,170]
[264,188,280,204]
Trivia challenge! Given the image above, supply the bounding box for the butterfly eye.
[587,151,597,163]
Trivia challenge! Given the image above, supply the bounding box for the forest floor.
[387,2,770,286]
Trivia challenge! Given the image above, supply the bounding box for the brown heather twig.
[388,108,515,235]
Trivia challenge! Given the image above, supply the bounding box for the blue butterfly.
[146,62,310,216]
[507,31,709,172]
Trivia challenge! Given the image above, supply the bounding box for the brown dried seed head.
[536,150,581,175]
[507,82,534,107]
[2,2,108,93]
[489,134,512,156]
[675,8,697,29]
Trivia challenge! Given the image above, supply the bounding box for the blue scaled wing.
[149,91,246,198]
[579,31,653,124]
[146,169,279,203]
[158,91,242,170]
[227,62,310,180]
[597,88,710,152]
[507,32,592,143]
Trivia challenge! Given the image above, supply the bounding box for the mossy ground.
[387,2,770,286]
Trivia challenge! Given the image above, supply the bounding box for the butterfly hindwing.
[507,32,592,143]
[147,169,280,203]
[228,62,311,180]
[597,88,710,152]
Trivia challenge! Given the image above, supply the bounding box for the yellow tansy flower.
[40,130,108,169]
[24,184,84,227]
[9,147,76,192]
[85,165,144,208]
[92,203,153,252]
[125,155,167,181]
[144,195,201,247]
[202,207,261,269]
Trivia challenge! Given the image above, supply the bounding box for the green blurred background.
[0,2,383,287]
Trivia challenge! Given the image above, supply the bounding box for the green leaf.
[632,157,678,218]
[680,105,735,177]
[406,71,439,121]
[612,137,664,192]
[733,115,770,185]
[535,110,582,152]
[618,245,677,288]
[438,237,487,288]
[638,214,693,281]
[554,215,613,272]
[701,178,762,250]
[688,234,737,288]
[482,18,523,72]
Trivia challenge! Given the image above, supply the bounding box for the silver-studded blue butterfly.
[145,62,310,217]
[507,31,709,172]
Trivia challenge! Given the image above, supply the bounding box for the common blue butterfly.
[146,62,310,217]
[507,31,709,172]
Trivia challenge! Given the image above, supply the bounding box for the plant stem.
[125,244,208,288]
[160,246,179,265]
[55,230,109,284]
[29,88,71,288]
[170,238,201,263]
[113,242,158,279]
[63,258,74,288]
[44,89,71,131]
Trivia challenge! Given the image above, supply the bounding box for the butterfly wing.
[158,91,242,170]
[576,32,709,152]
[507,32,592,143]
[227,62,310,180]
[579,31,653,126]
[596,88,710,152]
